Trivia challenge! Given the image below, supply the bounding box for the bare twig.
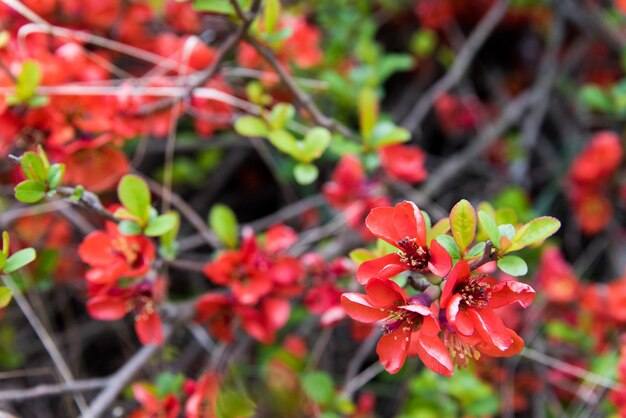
[401,0,510,136]
[0,378,109,402]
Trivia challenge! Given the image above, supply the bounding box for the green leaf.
[118,175,151,224]
[14,180,46,203]
[410,28,437,57]
[216,390,256,418]
[155,372,185,398]
[209,204,239,248]
[349,249,373,265]
[466,242,485,259]
[578,84,613,113]
[267,130,300,158]
[20,152,46,182]
[293,163,318,185]
[498,224,515,240]
[234,115,269,137]
[0,287,11,308]
[145,213,177,237]
[302,127,331,162]
[427,218,450,244]
[14,60,41,103]
[512,216,561,250]
[269,103,295,130]
[478,211,501,249]
[497,255,528,277]
[449,199,476,253]
[370,120,411,149]
[3,248,36,273]
[47,164,65,189]
[301,371,335,406]
[0,252,5,270]
[435,235,461,259]
[192,0,236,15]
[264,0,281,35]
[359,88,378,145]
[118,220,142,236]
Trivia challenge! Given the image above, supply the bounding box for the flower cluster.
[342,201,540,375]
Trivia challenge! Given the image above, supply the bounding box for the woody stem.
[469,240,495,271]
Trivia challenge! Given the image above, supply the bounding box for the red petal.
[341,293,388,323]
[195,293,230,322]
[392,201,426,246]
[231,272,272,305]
[78,231,115,266]
[135,311,164,345]
[489,281,536,309]
[376,327,410,374]
[412,332,454,376]
[440,260,470,307]
[365,206,401,245]
[87,295,127,320]
[356,253,405,284]
[365,278,407,307]
[265,224,298,254]
[478,329,524,357]
[446,294,474,336]
[132,384,160,410]
[468,308,513,351]
[263,298,291,330]
[428,239,452,277]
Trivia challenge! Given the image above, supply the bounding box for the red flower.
[323,155,390,238]
[130,383,180,418]
[185,373,220,418]
[570,189,613,235]
[239,297,291,344]
[78,222,155,285]
[356,201,452,284]
[440,261,535,360]
[379,144,428,184]
[87,279,165,345]
[203,228,272,305]
[342,278,453,375]
[195,293,235,343]
[569,131,623,186]
[536,247,579,303]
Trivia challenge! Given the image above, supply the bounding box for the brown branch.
[469,240,495,271]
[401,0,510,136]
[0,378,109,401]
[136,0,262,116]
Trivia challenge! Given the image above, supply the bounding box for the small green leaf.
[512,216,561,250]
[20,152,46,182]
[0,252,6,270]
[293,163,318,185]
[269,103,295,130]
[436,235,461,259]
[359,88,378,145]
[301,371,334,406]
[14,180,46,203]
[234,116,269,137]
[371,121,411,149]
[579,84,613,112]
[466,242,486,259]
[14,60,41,103]
[192,0,236,15]
[267,130,300,158]
[3,248,36,273]
[47,164,65,189]
[263,0,280,33]
[209,204,239,248]
[302,127,331,162]
[118,220,142,236]
[478,211,501,249]
[0,287,11,308]
[144,213,177,237]
[349,249,373,265]
[498,224,515,240]
[449,199,476,253]
[118,175,151,224]
[216,390,256,418]
[497,255,528,277]
[427,218,450,244]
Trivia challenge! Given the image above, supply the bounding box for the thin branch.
[3,276,90,416]
[401,0,510,135]
[137,0,262,115]
[0,378,109,402]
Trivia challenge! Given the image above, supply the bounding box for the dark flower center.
[456,276,492,308]
[397,237,430,271]
[382,308,423,336]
